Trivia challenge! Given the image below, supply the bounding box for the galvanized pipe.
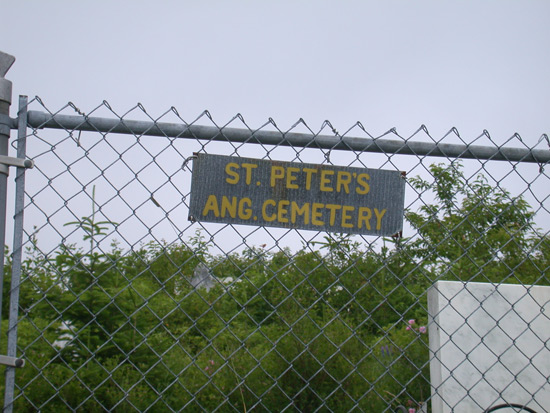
[0,50,15,412]
[3,95,28,412]
[26,110,550,163]
[0,51,15,341]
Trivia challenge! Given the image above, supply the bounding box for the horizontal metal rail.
[21,110,550,163]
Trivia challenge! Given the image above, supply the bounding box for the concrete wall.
[428,281,550,413]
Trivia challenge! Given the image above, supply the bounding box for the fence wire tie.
[182,154,198,171]
[68,102,87,147]
[324,120,340,138]
[535,134,550,172]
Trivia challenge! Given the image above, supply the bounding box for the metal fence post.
[3,95,29,412]
[0,51,15,336]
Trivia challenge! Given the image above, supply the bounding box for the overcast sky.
[3,0,550,143]
[2,1,550,252]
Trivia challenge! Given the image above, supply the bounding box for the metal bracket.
[0,355,25,368]
[0,154,34,175]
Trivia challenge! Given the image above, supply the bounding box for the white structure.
[428,281,550,413]
[190,263,215,291]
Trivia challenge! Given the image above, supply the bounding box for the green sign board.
[188,154,405,236]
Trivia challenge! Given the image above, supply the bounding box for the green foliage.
[2,164,548,411]
[407,162,545,284]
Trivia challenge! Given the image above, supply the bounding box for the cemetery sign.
[188,154,405,236]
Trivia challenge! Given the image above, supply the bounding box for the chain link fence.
[1,96,549,412]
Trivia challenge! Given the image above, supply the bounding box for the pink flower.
[406,326,412,331]
[419,326,427,334]
[408,319,415,325]
[204,366,209,371]
[209,359,215,365]
[409,409,416,413]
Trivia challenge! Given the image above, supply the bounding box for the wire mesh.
[3,97,549,412]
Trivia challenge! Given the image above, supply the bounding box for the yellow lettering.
[356,173,370,194]
[220,196,237,218]
[341,206,354,228]
[286,167,300,189]
[238,198,253,219]
[262,200,276,222]
[241,163,258,185]
[277,200,290,223]
[202,195,220,217]
[303,168,317,190]
[320,170,334,192]
[325,204,342,226]
[270,166,285,187]
[311,203,324,226]
[336,171,352,194]
[291,202,310,225]
[357,207,372,230]
[225,163,240,184]
[374,208,387,230]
